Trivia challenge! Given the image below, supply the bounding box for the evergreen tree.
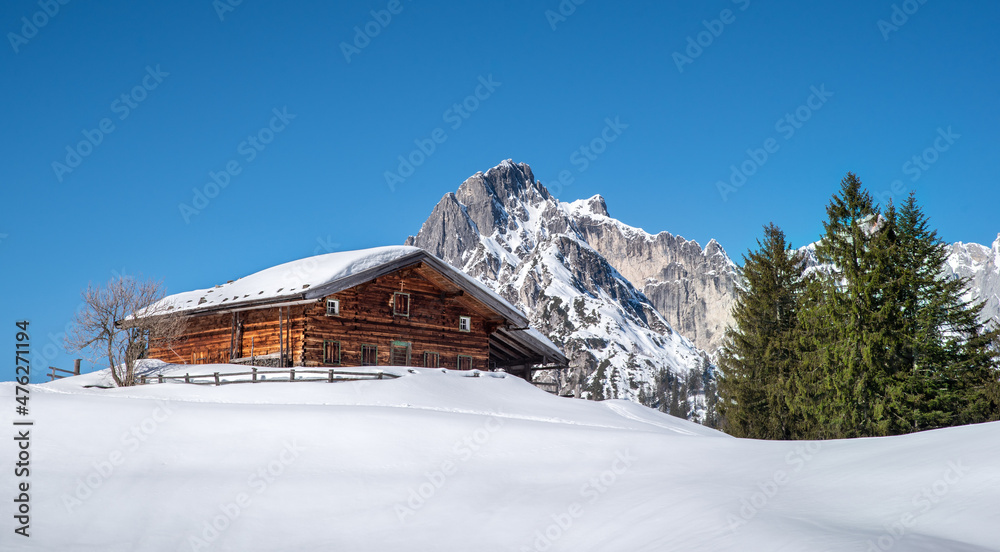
[718,223,804,439]
[895,193,1000,429]
[804,173,911,436]
[797,180,998,437]
[701,360,721,428]
[723,174,998,439]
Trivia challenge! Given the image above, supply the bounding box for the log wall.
[148,305,308,366]
[146,267,491,370]
[301,270,490,370]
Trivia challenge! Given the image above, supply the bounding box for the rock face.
[568,200,738,357]
[406,160,713,414]
[945,235,1000,327]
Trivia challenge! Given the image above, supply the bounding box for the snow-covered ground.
[3,362,998,551]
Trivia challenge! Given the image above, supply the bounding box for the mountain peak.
[408,160,736,407]
[459,160,549,212]
[567,195,610,218]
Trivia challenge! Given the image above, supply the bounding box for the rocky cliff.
[406,160,713,415]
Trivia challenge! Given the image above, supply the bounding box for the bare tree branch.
[67,274,185,387]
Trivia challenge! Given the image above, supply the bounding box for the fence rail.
[136,367,396,386]
[48,359,82,381]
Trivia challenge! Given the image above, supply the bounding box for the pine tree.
[800,181,999,437]
[895,193,1000,429]
[723,174,999,439]
[718,223,804,439]
[805,173,909,437]
[701,359,721,428]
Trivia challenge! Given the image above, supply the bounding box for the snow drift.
[2,362,998,551]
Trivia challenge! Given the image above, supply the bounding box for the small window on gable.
[393,292,410,317]
[362,344,378,366]
[457,355,472,371]
[323,340,341,365]
[459,315,471,332]
[424,352,440,368]
[326,299,340,316]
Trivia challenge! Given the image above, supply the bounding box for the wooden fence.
[48,359,82,381]
[135,367,397,386]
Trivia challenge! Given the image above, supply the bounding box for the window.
[323,340,341,365]
[457,355,472,371]
[326,299,340,316]
[390,341,411,366]
[423,352,440,368]
[361,344,378,366]
[458,315,471,332]
[393,292,410,317]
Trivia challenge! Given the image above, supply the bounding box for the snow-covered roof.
[141,246,526,324]
[144,246,422,316]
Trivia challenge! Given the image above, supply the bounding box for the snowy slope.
[4,364,998,552]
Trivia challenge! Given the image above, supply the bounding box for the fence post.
[185,373,190,383]
[328,369,334,383]
[214,372,220,386]
[377,370,383,380]
[141,375,146,385]
[290,368,295,381]
[252,367,257,383]
[73,359,81,376]
[158,374,164,384]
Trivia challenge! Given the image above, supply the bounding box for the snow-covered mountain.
[945,235,1000,327]
[567,197,739,356]
[405,160,715,411]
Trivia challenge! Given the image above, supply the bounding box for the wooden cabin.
[136,246,567,380]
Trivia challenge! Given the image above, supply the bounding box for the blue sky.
[2,0,998,380]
